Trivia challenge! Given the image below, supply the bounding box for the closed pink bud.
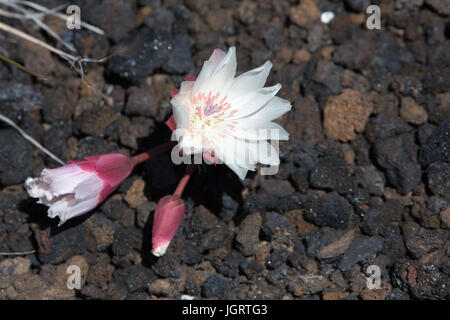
[25,153,134,226]
[151,195,185,257]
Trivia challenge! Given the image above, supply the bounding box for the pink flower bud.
[25,153,134,225]
[151,195,185,257]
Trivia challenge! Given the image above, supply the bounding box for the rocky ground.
[0,0,449,300]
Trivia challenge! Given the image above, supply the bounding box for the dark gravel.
[0,0,448,300]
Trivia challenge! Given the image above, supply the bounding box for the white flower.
[170,47,292,179]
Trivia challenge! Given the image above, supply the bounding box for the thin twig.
[0,250,36,256]
[0,51,47,80]
[0,113,65,165]
[15,0,104,35]
[0,21,108,74]
[0,20,74,61]
[0,0,75,52]
[0,7,31,19]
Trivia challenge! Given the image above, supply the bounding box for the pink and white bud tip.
[151,195,186,257]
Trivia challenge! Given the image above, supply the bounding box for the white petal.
[190,49,226,96]
[47,195,75,219]
[48,194,98,226]
[224,162,248,180]
[171,96,190,130]
[193,47,237,97]
[42,164,92,196]
[229,61,272,96]
[232,122,290,141]
[226,84,281,121]
[238,96,292,125]
[25,177,53,201]
[213,136,258,178]
[179,79,195,96]
[74,174,103,200]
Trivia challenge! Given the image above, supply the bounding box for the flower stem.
[132,141,177,165]
[173,164,196,198]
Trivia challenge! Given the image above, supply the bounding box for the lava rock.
[43,120,72,161]
[180,243,203,265]
[285,144,319,171]
[365,115,413,142]
[212,250,246,278]
[0,257,31,275]
[387,288,411,300]
[83,214,116,252]
[125,264,157,293]
[37,225,89,265]
[219,192,239,222]
[162,34,194,74]
[355,165,385,196]
[361,200,404,236]
[338,236,384,271]
[124,87,158,118]
[392,262,449,299]
[312,60,342,94]
[316,229,356,260]
[305,192,353,230]
[201,274,230,298]
[260,179,295,197]
[3,209,28,233]
[0,129,32,185]
[83,0,137,43]
[333,34,376,71]
[76,106,117,137]
[152,253,182,279]
[427,162,450,200]
[405,227,446,259]
[419,121,449,166]
[289,0,321,28]
[304,227,348,258]
[284,96,323,147]
[190,205,220,233]
[1,83,43,120]
[288,274,331,297]
[197,225,233,252]
[107,28,172,84]
[77,137,119,159]
[261,211,296,239]
[101,197,129,222]
[111,229,135,257]
[235,212,262,256]
[266,249,290,270]
[400,97,428,125]
[118,116,154,150]
[323,89,373,142]
[374,133,422,195]
[244,191,306,214]
[309,156,354,194]
[264,26,283,50]
[426,0,450,16]
[240,260,264,280]
[136,201,157,229]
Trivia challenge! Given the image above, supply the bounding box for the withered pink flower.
[151,195,185,257]
[25,153,134,225]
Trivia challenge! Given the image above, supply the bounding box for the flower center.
[186,91,239,148]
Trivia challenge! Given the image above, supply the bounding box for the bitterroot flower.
[151,164,195,257]
[151,195,185,257]
[169,46,292,179]
[25,153,134,225]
